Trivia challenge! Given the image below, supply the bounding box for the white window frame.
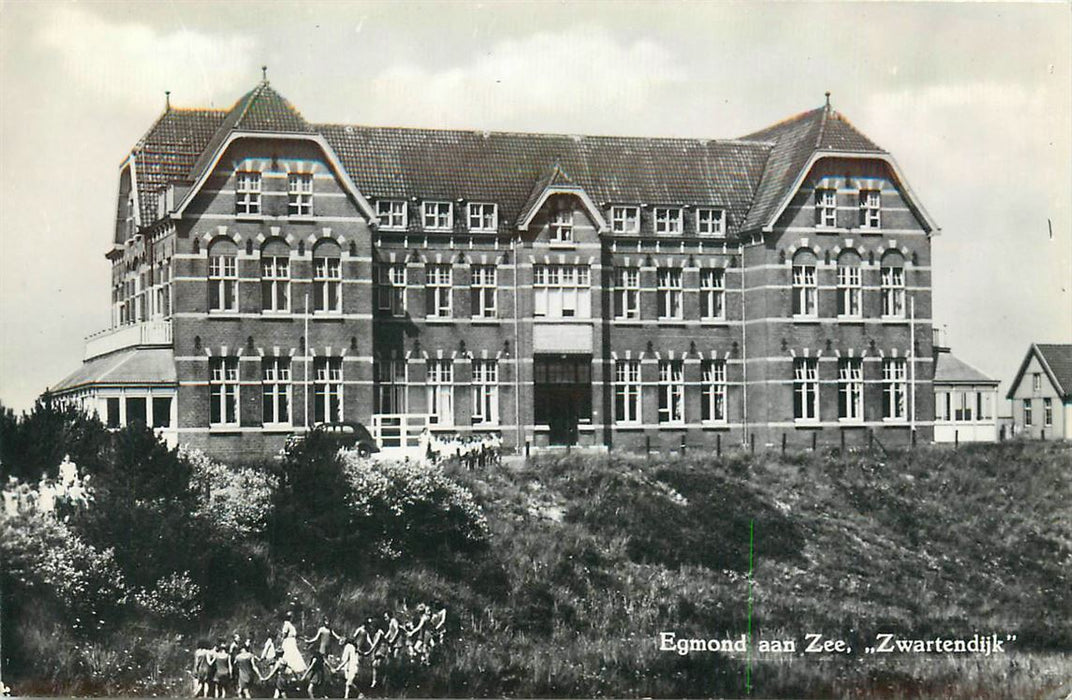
[953,391,974,421]
[613,267,640,320]
[882,358,908,421]
[837,263,862,318]
[657,267,683,320]
[532,264,591,318]
[426,359,454,426]
[313,357,344,424]
[701,359,727,424]
[614,359,641,424]
[467,203,498,232]
[551,209,574,242]
[471,359,499,425]
[1043,397,1053,427]
[209,255,238,312]
[700,268,726,321]
[837,358,863,422]
[815,187,837,228]
[696,208,726,236]
[376,263,407,316]
[422,201,453,231]
[1023,399,1033,427]
[375,359,407,414]
[654,207,684,235]
[859,189,881,229]
[261,357,292,427]
[610,206,640,234]
[287,173,313,217]
[425,263,453,318]
[794,357,819,422]
[313,256,342,313]
[470,264,497,319]
[792,264,817,318]
[209,356,240,426]
[261,255,291,313]
[235,171,262,216]
[658,359,685,424]
[881,265,905,318]
[376,200,408,230]
[1032,373,1041,392]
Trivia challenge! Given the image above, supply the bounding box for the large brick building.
[52,80,939,460]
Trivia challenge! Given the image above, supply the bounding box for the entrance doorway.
[534,355,592,445]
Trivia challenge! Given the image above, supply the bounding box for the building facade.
[52,81,939,460]
[1006,344,1072,440]
[932,340,1000,443]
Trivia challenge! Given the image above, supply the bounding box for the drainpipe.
[739,240,749,445]
[909,295,916,435]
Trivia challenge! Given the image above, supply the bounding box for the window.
[152,397,172,428]
[614,359,641,424]
[935,391,950,421]
[467,203,497,232]
[261,357,291,426]
[471,359,499,425]
[287,173,313,216]
[837,260,862,317]
[1023,399,1033,427]
[313,256,341,313]
[375,359,407,414]
[793,358,819,421]
[815,188,836,227]
[1032,373,1041,392]
[613,267,640,320]
[696,208,726,236]
[425,263,453,318]
[657,267,683,320]
[426,359,454,425]
[209,254,238,312]
[701,359,727,423]
[700,268,726,320]
[261,255,290,312]
[470,265,497,319]
[533,264,591,318]
[859,189,880,229]
[106,397,120,429]
[235,171,261,215]
[422,201,452,231]
[792,263,817,317]
[838,358,863,421]
[377,200,407,230]
[658,360,685,424]
[1043,398,1053,427]
[313,357,343,424]
[953,392,974,422]
[551,209,573,242]
[209,357,239,426]
[882,358,908,420]
[978,391,993,420]
[375,263,406,316]
[610,206,640,234]
[126,397,147,426]
[881,265,905,317]
[654,207,683,234]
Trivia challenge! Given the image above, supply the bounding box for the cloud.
[36,6,258,108]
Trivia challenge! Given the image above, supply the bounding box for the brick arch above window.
[792,248,818,265]
[261,238,291,257]
[312,238,342,258]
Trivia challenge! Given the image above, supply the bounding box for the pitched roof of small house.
[1007,343,1072,399]
[933,352,999,385]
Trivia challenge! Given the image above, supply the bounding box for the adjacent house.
[1007,344,1072,440]
[932,344,1000,443]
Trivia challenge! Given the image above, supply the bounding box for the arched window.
[880,251,905,318]
[836,250,862,318]
[312,240,342,313]
[208,238,238,312]
[261,239,291,313]
[792,249,818,317]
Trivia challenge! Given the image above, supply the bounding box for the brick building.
[51,80,939,460]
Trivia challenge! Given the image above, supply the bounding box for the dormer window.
[287,173,313,217]
[377,200,407,230]
[859,189,881,229]
[610,206,640,234]
[815,188,836,228]
[696,208,726,236]
[551,209,574,242]
[468,203,498,232]
[654,207,683,234]
[422,201,453,231]
[235,171,262,216]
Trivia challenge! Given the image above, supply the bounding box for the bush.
[185,447,275,539]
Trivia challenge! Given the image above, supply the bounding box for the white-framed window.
[658,359,685,424]
[701,359,727,423]
[377,200,407,230]
[978,391,993,420]
[313,357,343,424]
[792,264,817,317]
[470,265,497,319]
[610,206,640,234]
[313,256,341,313]
[375,263,407,316]
[654,207,684,235]
[700,268,726,320]
[375,359,407,414]
[209,356,240,426]
[815,187,837,228]
[287,173,313,217]
[882,358,908,420]
[471,359,499,425]
[837,261,861,317]
[533,264,591,318]
[881,265,905,317]
[614,359,641,424]
[953,392,974,421]
[1032,373,1041,392]
[837,358,863,421]
[261,255,291,312]
[467,203,497,232]
[1023,399,1033,427]
[426,359,454,426]
[425,263,453,318]
[696,208,726,236]
[551,209,574,242]
[209,255,238,312]
[235,171,261,215]
[657,267,683,320]
[422,201,453,231]
[859,189,881,229]
[613,267,640,320]
[1043,398,1053,427]
[935,391,949,421]
[261,357,291,426]
[793,357,819,421]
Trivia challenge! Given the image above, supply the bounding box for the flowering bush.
[183,447,275,539]
[132,570,202,623]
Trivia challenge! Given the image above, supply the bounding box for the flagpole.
[304,292,310,430]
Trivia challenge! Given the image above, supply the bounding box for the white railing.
[84,320,172,360]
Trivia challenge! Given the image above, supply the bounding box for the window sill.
[423,317,456,324]
[262,425,295,434]
[613,422,643,430]
[700,319,729,326]
[423,228,453,234]
[261,311,293,317]
[880,316,908,323]
[312,310,343,317]
[208,311,241,318]
[208,425,241,434]
[882,418,909,424]
[837,316,864,324]
[286,216,316,223]
[470,318,501,325]
[859,227,883,234]
[547,242,576,249]
[838,418,865,425]
[701,421,730,429]
[469,229,497,235]
[658,422,687,429]
[657,318,686,324]
[794,419,821,427]
[533,317,592,324]
[792,315,821,324]
[234,214,265,222]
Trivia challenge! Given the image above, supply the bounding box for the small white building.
[933,350,999,443]
[1006,343,1072,440]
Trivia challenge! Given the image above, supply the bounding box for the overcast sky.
[1,0,1069,412]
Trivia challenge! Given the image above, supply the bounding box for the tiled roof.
[1036,344,1072,398]
[52,348,177,393]
[933,352,998,384]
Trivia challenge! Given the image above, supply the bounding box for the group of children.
[423,431,502,469]
[193,604,447,699]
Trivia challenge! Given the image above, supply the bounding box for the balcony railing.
[84,320,172,360]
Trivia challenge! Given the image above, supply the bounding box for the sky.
[0,0,1069,413]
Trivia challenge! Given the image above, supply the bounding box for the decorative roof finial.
[165,90,171,110]
[262,65,268,84]
[825,91,831,108]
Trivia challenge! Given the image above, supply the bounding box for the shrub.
[132,571,202,624]
[185,447,275,539]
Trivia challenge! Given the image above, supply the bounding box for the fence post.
[954,430,959,449]
[812,431,817,452]
[781,433,787,454]
[750,433,755,455]
[645,435,651,458]
[717,433,722,457]
[681,435,687,457]
[525,440,530,459]
[911,429,917,448]
[868,430,874,451]
[840,429,846,453]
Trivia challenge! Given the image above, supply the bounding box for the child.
[212,641,232,697]
[332,636,359,699]
[260,627,278,665]
[259,656,292,699]
[233,643,257,699]
[193,640,213,697]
